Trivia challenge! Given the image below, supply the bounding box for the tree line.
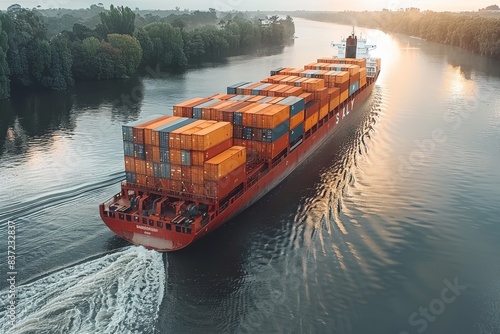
[0,5,295,99]
[295,10,500,60]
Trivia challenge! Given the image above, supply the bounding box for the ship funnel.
[345,26,358,58]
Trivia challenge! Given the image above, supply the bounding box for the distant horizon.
[1,1,497,12]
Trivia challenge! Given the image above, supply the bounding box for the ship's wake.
[0,246,165,334]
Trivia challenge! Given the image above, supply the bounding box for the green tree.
[72,23,96,41]
[135,27,153,65]
[45,35,74,90]
[107,34,142,75]
[99,5,135,36]
[99,41,126,79]
[72,36,101,79]
[0,15,10,99]
[183,30,206,61]
[145,22,187,67]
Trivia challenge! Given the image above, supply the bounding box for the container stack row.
[122,115,246,198]
[174,95,306,160]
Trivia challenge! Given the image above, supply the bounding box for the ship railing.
[102,193,121,210]
[121,181,217,204]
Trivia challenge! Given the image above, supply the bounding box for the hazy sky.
[0,0,495,12]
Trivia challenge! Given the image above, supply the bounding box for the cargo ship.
[99,30,381,251]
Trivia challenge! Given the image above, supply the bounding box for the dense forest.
[295,10,500,60]
[0,5,295,99]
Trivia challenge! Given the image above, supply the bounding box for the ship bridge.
[332,27,376,59]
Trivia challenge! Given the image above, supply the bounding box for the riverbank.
[292,10,500,60]
[0,6,295,100]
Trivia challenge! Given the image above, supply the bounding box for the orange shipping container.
[328,89,340,111]
[136,174,147,185]
[173,98,210,117]
[242,104,273,127]
[146,161,155,177]
[247,95,267,103]
[302,78,325,92]
[191,166,205,184]
[340,89,349,104]
[170,164,182,180]
[143,117,180,146]
[305,112,319,131]
[124,157,135,173]
[207,101,237,121]
[319,102,329,120]
[299,93,313,104]
[192,122,233,151]
[293,77,309,87]
[168,120,208,150]
[314,87,329,101]
[150,117,182,147]
[328,64,360,76]
[152,146,161,162]
[284,86,303,97]
[360,68,367,78]
[259,105,290,129]
[135,159,147,175]
[260,132,289,159]
[267,97,285,104]
[169,149,182,166]
[220,102,252,123]
[204,164,246,198]
[260,84,279,96]
[132,115,171,144]
[204,146,246,181]
[180,121,215,150]
[360,76,367,88]
[290,110,305,129]
[145,144,153,161]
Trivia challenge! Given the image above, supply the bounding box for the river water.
[1,18,499,334]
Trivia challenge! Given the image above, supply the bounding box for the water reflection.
[0,77,146,157]
[73,77,144,120]
[0,91,74,157]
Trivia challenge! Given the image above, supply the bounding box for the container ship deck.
[100,32,381,251]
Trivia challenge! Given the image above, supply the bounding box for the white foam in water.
[0,246,165,334]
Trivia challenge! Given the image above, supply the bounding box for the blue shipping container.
[349,81,359,96]
[234,112,243,125]
[227,82,251,94]
[134,144,145,160]
[126,172,137,183]
[289,123,304,143]
[242,127,253,140]
[160,147,170,163]
[158,118,196,148]
[122,114,163,142]
[123,141,134,157]
[229,95,251,102]
[154,163,171,179]
[257,97,274,104]
[181,150,191,166]
[270,67,285,76]
[277,97,306,117]
[262,120,289,143]
[192,99,221,119]
[251,83,272,95]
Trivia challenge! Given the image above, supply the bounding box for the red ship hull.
[100,80,375,251]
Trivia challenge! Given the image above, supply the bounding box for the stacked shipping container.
[123,115,245,198]
[122,57,378,199]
